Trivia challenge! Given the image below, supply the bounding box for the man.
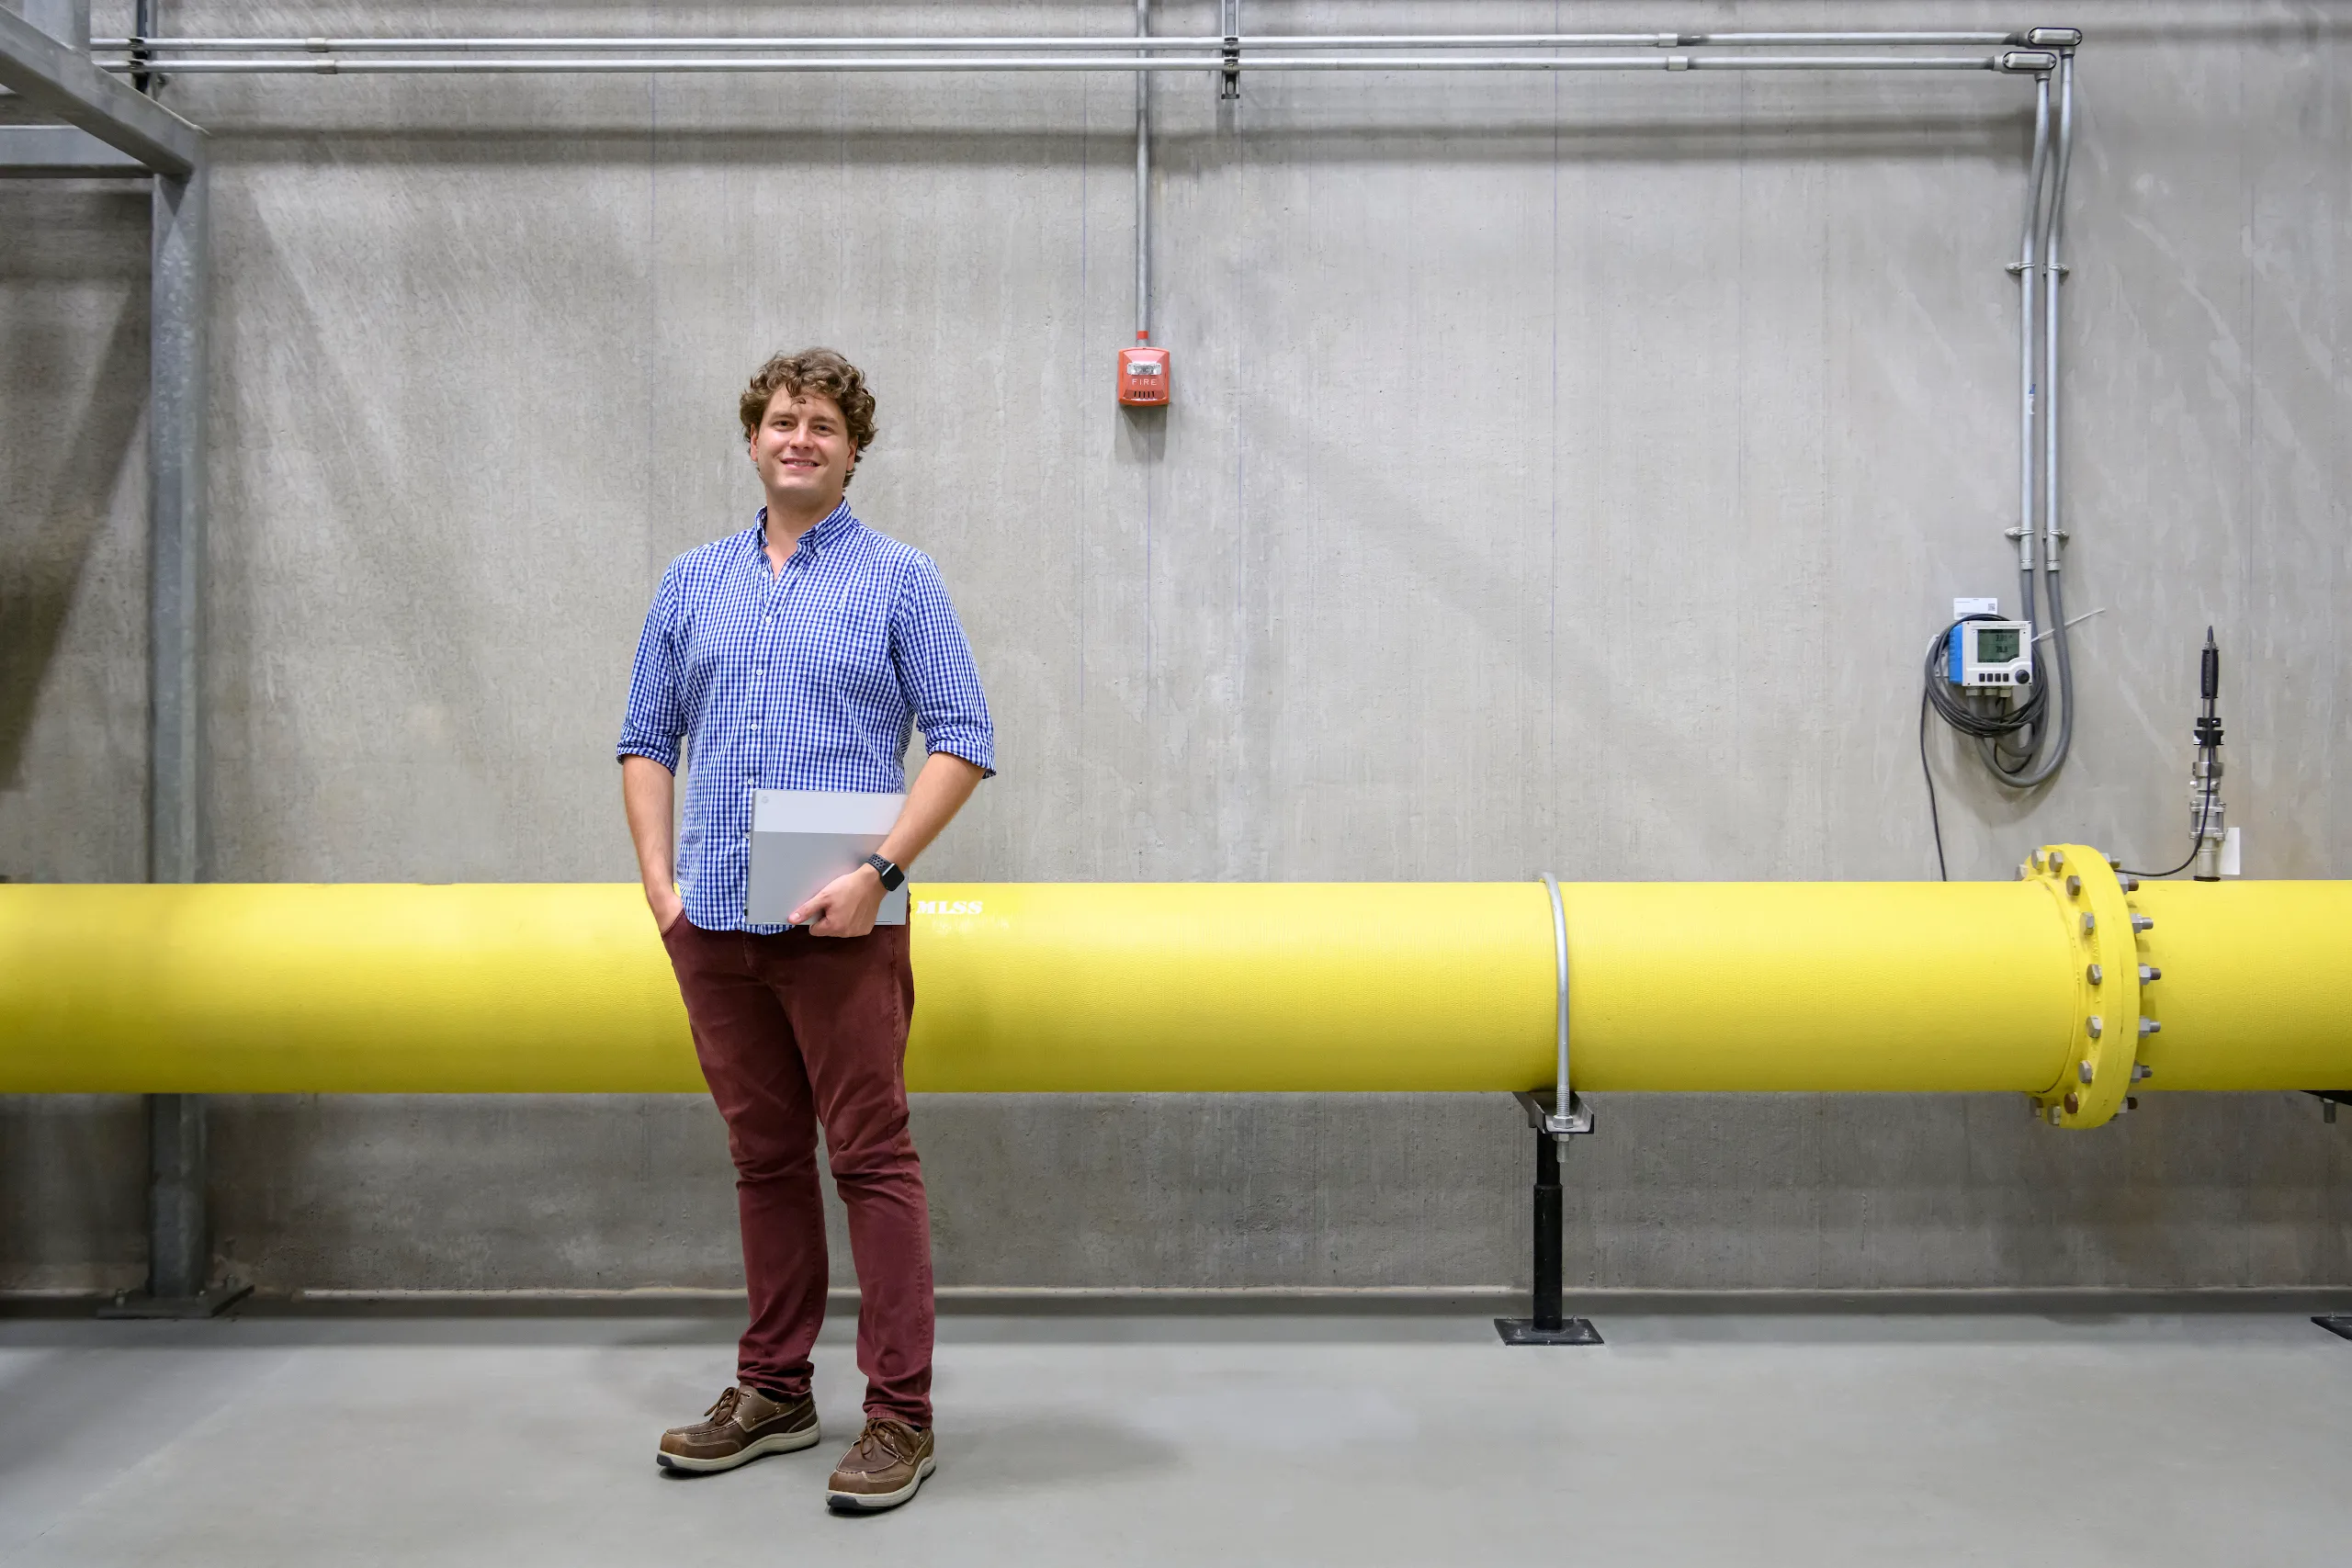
[616,348,992,1514]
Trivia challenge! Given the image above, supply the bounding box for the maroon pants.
[662,919,933,1427]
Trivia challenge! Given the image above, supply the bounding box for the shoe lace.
[854,1417,917,1465]
[703,1386,745,1425]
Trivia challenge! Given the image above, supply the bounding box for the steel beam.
[0,5,201,175]
[0,124,147,175]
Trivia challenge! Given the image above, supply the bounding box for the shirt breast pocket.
[804,586,895,701]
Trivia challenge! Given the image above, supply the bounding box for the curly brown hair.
[738,348,878,485]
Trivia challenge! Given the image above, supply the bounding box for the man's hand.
[622,755,688,938]
[792,863,885,938]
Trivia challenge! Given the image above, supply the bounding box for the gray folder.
[745,789,909,928]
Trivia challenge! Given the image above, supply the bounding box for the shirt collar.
[750,499,856,565]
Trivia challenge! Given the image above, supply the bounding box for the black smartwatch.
[863,852,906,893]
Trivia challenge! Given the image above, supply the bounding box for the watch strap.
[864,852,906,893]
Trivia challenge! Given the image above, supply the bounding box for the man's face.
[750,389,856,503]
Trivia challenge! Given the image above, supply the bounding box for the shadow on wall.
[0,186,150,791]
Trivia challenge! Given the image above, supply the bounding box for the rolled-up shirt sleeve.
[890,552,996,776]
[616,564,686,773]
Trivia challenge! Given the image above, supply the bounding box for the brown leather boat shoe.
[825,1417,936,1512]
[656,1384,820,1472]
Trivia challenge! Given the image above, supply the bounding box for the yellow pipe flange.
[2021,842,2147,1129]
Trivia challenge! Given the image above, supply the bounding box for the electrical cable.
[2121,795,2211,881]
[2120,627,2223,880]
[1919,688,1950,881]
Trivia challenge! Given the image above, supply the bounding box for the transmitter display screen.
[1976,627,2021,662]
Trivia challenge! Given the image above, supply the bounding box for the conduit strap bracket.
[2023,842,2149,1129]
[1532,874,1593,1140]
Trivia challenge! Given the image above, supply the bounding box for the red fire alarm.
[1118,332,1170,407]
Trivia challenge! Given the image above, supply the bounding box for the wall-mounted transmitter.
[1949,619,2035,691]
[1118,332,1170,407]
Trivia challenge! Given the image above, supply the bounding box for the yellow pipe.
[3,853,2346,1126]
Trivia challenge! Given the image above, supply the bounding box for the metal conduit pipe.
[1136,0,1149,344]
[1999,73,2050,792]
[95,53,2030,75]
[1996,50,2077,791]
[6,854,2347,1133]
[2013,76,2050,593]
[95,31,2030,53]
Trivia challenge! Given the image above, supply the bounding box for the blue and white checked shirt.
[616,501,995,932]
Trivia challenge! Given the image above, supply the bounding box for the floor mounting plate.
[1494,1316,1604,1347]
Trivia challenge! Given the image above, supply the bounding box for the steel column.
[149,164,208,892]
[144,1092,206,1297]
[21,0,90,54]
[104,160,243,1318]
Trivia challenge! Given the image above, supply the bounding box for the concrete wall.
[4,1,2348,1297]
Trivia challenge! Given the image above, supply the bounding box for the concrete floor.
[3,1308,2348,1566]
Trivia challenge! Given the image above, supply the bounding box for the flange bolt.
[2140,1018,2161,1036]
[2132,1064,2153,1081]
[2082,913,2097,935]
[2086,964,2103,985]
[2064,1091,2081,1114]
[2077,1060,2094,1084]
[2067,874,2083,897]
[2132,914,2154,933]
[2122,876,2142,892]
[2086,1015,2103,1038]
[2139,964,2160,982]
[2049,851,2066,869]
